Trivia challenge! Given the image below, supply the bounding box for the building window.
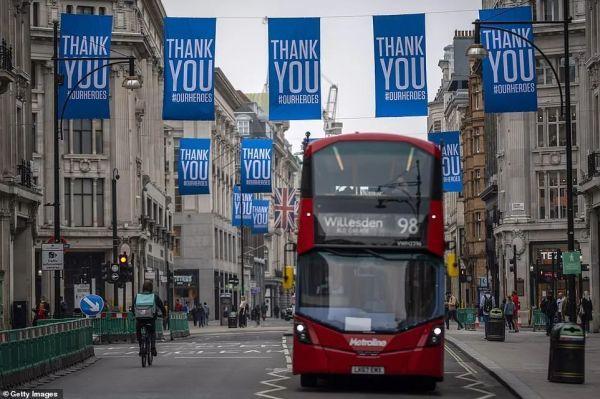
[537,171,578,219]
[31,2,40,26]
[476,169,481,194]
[174,138,180,169]
[173,226,181,256]
[536,59,555,85]
[65,178,103,227]
[66,120,103,154]
[30,60,38,88]
[214,228,218,259]
[474,132,481,154]
[475,212,482,240]
[76,6,94,15]
[560,57,577,83]
[237,119,250,136]
[66,5,73,14]
[31,113,37,154]
[174,179,182,212]
[536,107,576,147]
[99,7,106,15]
[542,0,560,21]
[96,180,104,226]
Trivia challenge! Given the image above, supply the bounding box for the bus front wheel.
[300,374,318,388]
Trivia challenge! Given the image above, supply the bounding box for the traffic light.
[109,263,120,283]
[119,253,132,282]
[283,266,294,290]
[459,268,467,283]
[446,253,458,277]
[102,262,109,281]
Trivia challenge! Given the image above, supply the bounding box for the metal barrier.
[457,308,478,330]
[0,319,93,388]
[532,309,548,332]
[169,312,190,338]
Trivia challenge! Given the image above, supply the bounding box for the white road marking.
[255,368,291,399]
[445,345,495,399]
[174,356,273,359]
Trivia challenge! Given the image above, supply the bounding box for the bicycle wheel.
[147,348,153,366]
[140,327,147,368]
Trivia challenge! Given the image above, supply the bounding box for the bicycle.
[140,322,153,367]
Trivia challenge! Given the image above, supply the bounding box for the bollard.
[548,323,585,384]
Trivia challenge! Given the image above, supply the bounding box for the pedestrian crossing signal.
[283,266,294,290]
[446,253,458,277]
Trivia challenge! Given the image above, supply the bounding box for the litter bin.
[228,311,238,328]
[548,323,585,383]
[485,308,505,341]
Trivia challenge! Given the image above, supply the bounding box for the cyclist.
[132,280,166,357]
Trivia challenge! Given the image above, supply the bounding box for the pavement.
[32,318,516,398]
[187,317,293,336]
[446,326,600,399]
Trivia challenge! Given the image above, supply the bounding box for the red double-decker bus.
[293,133,445,390]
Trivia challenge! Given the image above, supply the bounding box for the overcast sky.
[164,0,482,151]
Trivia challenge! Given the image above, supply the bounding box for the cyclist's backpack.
[135,293,156,319]
[483,295,493,313]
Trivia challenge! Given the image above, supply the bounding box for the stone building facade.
[30,0,173,313]
[0,0,42,329]
[482,0,588,321]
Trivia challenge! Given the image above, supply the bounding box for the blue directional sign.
[79,294,104,317]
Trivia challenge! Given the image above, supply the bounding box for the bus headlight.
[295,322,311,344]
[426,325,444,346]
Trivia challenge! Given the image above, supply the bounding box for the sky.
[163,0,482,151]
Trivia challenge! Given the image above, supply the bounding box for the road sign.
[73,284,90,309]
[42,243,64,271]
[79,294,104,317]
[562,251,582,275]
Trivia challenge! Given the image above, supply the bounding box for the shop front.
[530,242,588,308]
[174,269,199,308]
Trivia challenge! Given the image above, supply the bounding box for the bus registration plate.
[351,366,385,375]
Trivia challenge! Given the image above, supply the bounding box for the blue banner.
[373,14,427,117]
[479,6,537,113]
[177,138,211,195]
[58,13,113,119]
[251,199,269,235]
[241,138,272,193]
[428,131,462,193]
[163,17,216,120]
[232,185,253,227]
[268,18,321,120]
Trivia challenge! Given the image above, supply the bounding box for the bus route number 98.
[397,217,419,235]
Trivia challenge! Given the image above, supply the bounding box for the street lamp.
[51,19,142,316]
[467,1,577,322]
[112,168,120,308]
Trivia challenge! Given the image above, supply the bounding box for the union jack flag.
[274,188,298,231]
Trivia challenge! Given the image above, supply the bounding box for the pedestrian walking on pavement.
[445,292,463,330]
[480,291,495,326]
[556,292,565,322]
[191,304,198,327]
[261,302,268,321]
[198,303,206,327]
[203,302,210,324]
[511,291,520,332]
[504,296,516,332]
[541,291,558,336]
[580,291,593,333]
[239,296,248,328]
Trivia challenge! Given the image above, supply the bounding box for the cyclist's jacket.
[133,292,166,320]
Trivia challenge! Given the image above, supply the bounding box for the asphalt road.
[39,331,516,399]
